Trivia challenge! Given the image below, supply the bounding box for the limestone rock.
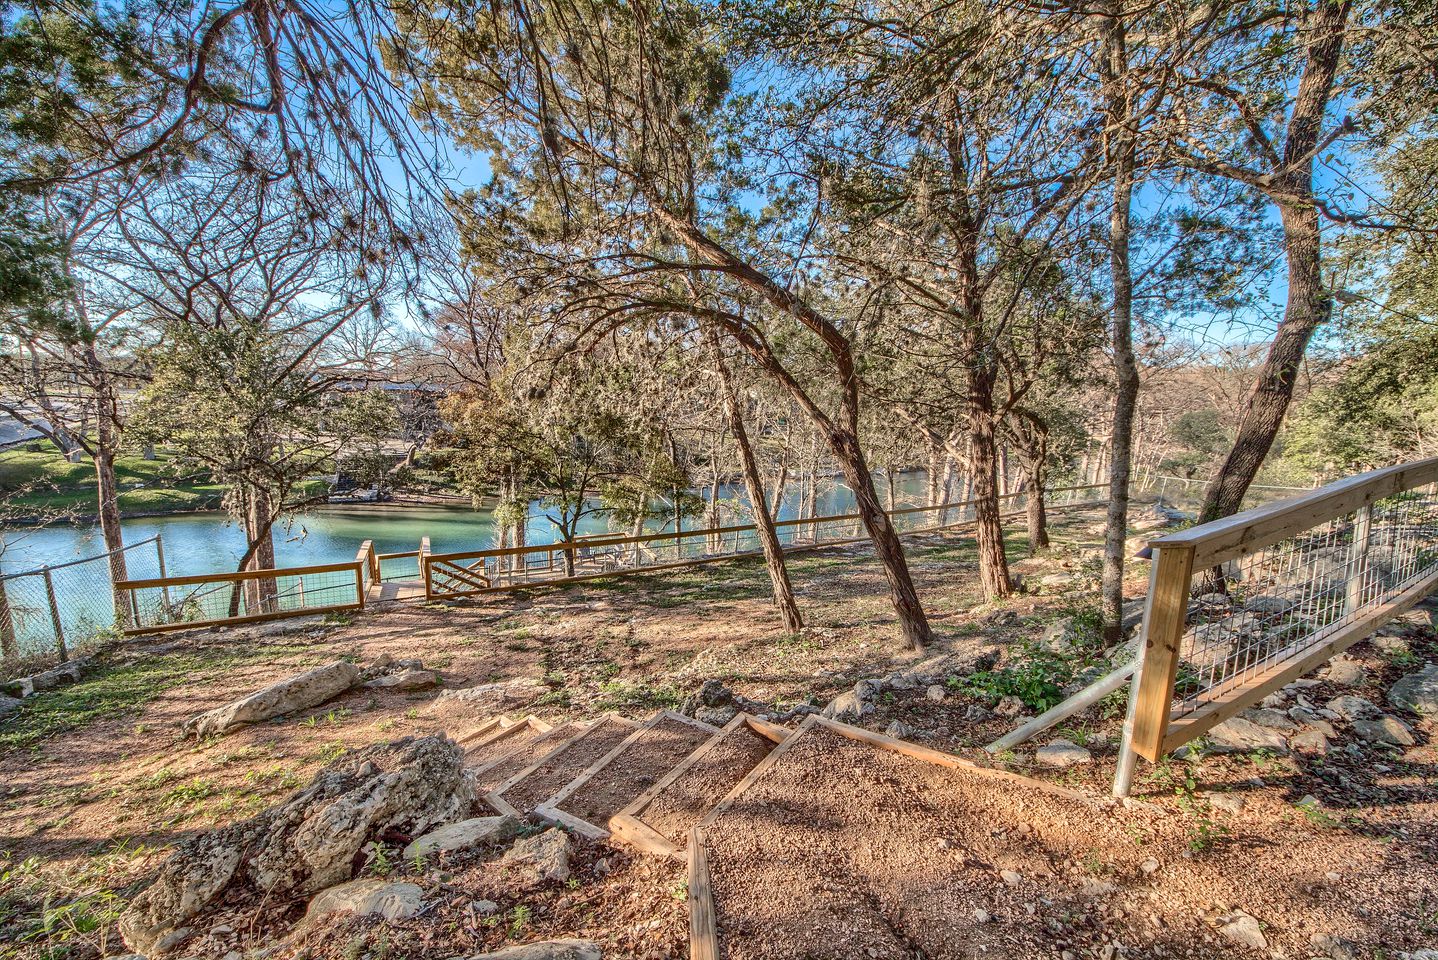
[1322,655,1367,687]
[1290,729,1330,756]
[1389,663,1438,716]
[1035,739,1092,768]
[436,678,546,714]
[1218,911,1267,949]
[1244,595,1295,616]
[1351,715,1415,747]
[994,696,1025,718]
[885,720,916,740]
[892,647,999,686]
[403,816,521,860]
[4,658,90,699]
[304,878,423,923]
[1241,708,1297,733]
[1204,717,1287,754]
[822,690,873,723]
[183,661,361,738]
[120,736,472,955]
[1325,695,1381,722]
[925,685,946,703]
[694,705,739,726]
[497,828,572,890]
[0,694,20,718]
[364,669,440,691]
[467,940,601,960]
[1202,791,1246,815]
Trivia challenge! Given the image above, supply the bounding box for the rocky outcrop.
[182,660,362,737]
[1389,663,1438,717]
[435,677,548,714]
[120,735,473,955]
[681,678,818,725]
[365,669,441,691]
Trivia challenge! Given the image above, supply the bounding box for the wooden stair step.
[536,710,721,840]
[486,715,642,817]
[462,714,554,775]
[472,719,592,796]
[610,713,786,859]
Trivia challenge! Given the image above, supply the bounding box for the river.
[1,471,934,578]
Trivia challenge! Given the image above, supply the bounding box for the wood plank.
[117,559,364,590]
[455,715,512,746]
[1148,457,1438,570]
[532,802,609,841]
[1129,545,1197,762]
[688,826,719,960]
[609,811,683,860]
[1160,563,1438,754]
[484,715,642,816]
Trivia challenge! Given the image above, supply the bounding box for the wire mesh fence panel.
[424,484,1106,599]
[119,561,364,634]
[1123,459,1438,768]
[1,536,164,663]
[1171,489,1438,722]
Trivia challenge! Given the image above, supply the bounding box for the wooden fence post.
[1346,505,1373,615]
[0,576,17,661]
[1127,544,1195,761]
[42,566,67,662]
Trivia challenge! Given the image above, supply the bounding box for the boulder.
[183,661,361,738]
[1035,739,1092,768]
[468,941,602,960]
[1290,729,1330,756]
[435,678,546,714]
[364,669,441,691]
[821,690,873,723]
[1244,595,1295,617]
[890,647,999,687]
[1350,716,1415,747]
[120,736,473,955]
[303,878,423,923]
[1241,708,1297,733]
[402,816,521,860]
[694,705,739,726]
[497,828,572,890]
[1326,695,1382,722]
[0,694,21,718]
[1204,717,1287,754]
[5,658,90,699]
[1389,663,1438,717]
[925,685,946,703]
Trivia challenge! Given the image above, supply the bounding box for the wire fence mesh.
[1,536,164,664]
[1169,487,1438,722]
[121,561,365,633]
[427,483,1106,598]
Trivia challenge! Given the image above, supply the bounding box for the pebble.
[1140,858,1160,875]
[973,908,990,923]
[1000,869,1022,886]
[926,684,946,703]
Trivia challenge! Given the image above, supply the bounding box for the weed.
[1296,797,1340,828]
[509,904,533,936]
[593,680,682,712]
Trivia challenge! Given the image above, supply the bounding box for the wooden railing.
[116,559,367,635]
[1115,458,1438,795]
[422,483,1108,600]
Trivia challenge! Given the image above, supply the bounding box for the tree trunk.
[830,427,930,648]
[886,465,897,511]
[1197,200,1328,524]
[711,329,802,632]
[83,344,130,628]
[0,577,18,661]
[1023,459,1050,555]
[246,487,279,613]
[1100,0,1140,644]
[1196,0,1349,525]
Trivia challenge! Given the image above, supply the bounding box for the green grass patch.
[0,645,316,754]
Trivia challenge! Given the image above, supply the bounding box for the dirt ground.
[1,505,1435,959]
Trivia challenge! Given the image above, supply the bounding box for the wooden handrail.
[116,560,363,591]
[1147,458,1438,570]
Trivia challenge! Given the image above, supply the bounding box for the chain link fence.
[0,535,165,666]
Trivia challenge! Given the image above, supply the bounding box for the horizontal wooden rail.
[1147,458,1438,570]
[116,560,363,591]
